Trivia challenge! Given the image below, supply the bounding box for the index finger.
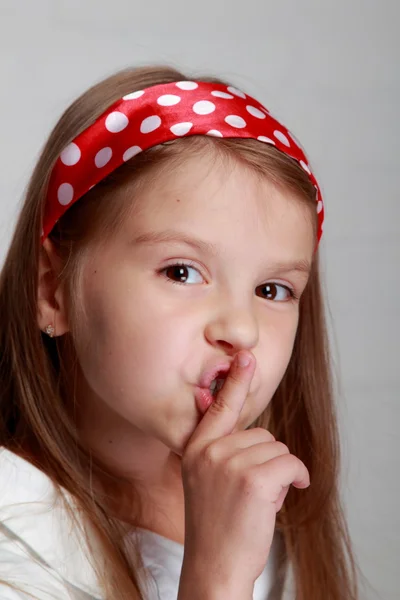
[187,351,256,449]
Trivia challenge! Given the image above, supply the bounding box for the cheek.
[74,278,196,398]
[250,315,299,413]
[265,315,298,378]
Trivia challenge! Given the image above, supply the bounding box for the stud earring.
[44,324,55,338]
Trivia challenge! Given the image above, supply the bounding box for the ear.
[37,238,70,337]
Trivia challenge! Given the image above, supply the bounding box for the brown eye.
[257,283,294,302]
[165,265,190,283]
[161,263,204,285]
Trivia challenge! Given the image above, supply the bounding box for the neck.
[76,390,186,542]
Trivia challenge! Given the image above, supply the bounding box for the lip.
[194,387,215,415]
[198,361,232,390]
[194,360,232,415]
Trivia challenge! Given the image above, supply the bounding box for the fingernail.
[237,352,251,368]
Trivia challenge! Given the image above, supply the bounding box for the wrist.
[178,559,254,600]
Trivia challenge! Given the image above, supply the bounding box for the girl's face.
[72,152,314,456]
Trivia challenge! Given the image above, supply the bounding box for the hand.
[179,350,310,591]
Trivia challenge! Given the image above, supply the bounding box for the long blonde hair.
[0,65,359,599]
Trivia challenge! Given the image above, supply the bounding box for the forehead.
[123,152,315,259]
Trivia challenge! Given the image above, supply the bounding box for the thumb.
[188,351,256,448]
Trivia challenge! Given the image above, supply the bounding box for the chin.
[157,418,199,458]
[170,430,196,457]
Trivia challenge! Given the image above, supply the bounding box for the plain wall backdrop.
[0,1,398,598]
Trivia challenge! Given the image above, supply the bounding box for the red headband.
[42,81,324,244]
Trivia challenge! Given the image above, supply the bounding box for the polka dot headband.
[42,81,324,244]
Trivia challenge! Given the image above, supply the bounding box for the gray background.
[0,1,398,598]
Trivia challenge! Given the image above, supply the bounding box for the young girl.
[0,65,359,599]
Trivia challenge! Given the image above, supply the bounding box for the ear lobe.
[37,238,70,336]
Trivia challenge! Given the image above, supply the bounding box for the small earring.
[44,324,55,338]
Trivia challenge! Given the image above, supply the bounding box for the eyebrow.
[132,229,312,275]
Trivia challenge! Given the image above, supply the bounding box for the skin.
[37,151,314,543]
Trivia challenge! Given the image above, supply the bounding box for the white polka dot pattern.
[257,136,275,144]
[123,90,144,100]
[300,160,311,174]
[211,91,234,99]
[193,100,215,115]
[95,147,112,168]
[225,115,247,128]
[170,122,193,136]
[246,106,266,119]
[140,115,162,134]
[105,112,129,133]
[157,95,181,106]
[43,80,324,245]
[123,146,142,161]
[273,130,290,146]
[207,129,223,137]
[176,81,198,90]
[60,143,81,166]
[57,183,74,205]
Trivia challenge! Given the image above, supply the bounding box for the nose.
[204,304,259,353]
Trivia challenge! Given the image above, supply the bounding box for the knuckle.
[207,400,225,415]
[280,453,300,469]
[207,397,226,413]
[224,453,239,475]
[253,427,275,442]
[221,461,236,480]
[240,468,261,494]
[273,441,290,455]
[208,397,236,417]
[202,443,220,467]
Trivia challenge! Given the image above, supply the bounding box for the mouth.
[209,374,228,396]
[195,364,231,415]
[198,362,231,390]
[194,371,229,415]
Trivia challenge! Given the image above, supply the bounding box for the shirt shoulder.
[0,541,74,599]
[0,447,102,599]
[0,585,34,600]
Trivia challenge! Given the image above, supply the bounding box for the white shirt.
[0,448,276,599]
